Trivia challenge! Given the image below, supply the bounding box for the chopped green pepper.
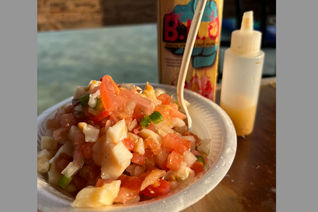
[196,155,205,165]
[149,111,164,124]
[58,175,72,189]
[79,94,89,107]
[140,116,151,128]
[94,98,103,111]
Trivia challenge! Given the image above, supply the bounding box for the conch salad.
[37,75,207,208]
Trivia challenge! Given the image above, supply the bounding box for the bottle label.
[158,0,223,101]
[162,0,220,69]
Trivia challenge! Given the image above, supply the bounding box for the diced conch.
[182,136,196,150]
[49,142,73,164]
[61,161,82,178]
[183,151,197,167]
[127,119,137,132]
[37,149,53,173]
[154,121,175,137]
[88,90,100,108]
[173,162,193,181]
[78,122,100,142]
[143,82,161,105]
[72,180,121,208]
[139,129,161,144]
[40,136,57,151]
[134,137,145,155]
[47,162,62,185]
[88,80,101,91]
[171,118,186,128]
[140,169,166,191]
[101,141,133,179]
[128,133,145,155]
[106,119,127,145]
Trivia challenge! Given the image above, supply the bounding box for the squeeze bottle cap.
[230,11,262,56]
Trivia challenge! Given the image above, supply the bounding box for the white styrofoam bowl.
[38,83,237,212]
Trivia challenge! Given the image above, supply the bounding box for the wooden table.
[182,78,276,212]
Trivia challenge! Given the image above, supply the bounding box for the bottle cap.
[230,11,262,56]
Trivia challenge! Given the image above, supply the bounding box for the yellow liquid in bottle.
[220,98,257,136]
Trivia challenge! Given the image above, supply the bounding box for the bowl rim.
[37,83,237,212]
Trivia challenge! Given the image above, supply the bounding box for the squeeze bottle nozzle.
[241,11,253,32]
[230,11,262,56]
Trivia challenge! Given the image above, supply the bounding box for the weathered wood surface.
[182,81,276,212]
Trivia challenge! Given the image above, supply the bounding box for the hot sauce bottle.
[220,11,265,136]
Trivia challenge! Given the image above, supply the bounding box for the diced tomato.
[132,106,145,122]
[100,75,154,120]
[191,161,204,175]
[162,133,190,154]
[120,89,154,116]
[109,113,121,123]
[157,93,171,105]
[140,179,170,198]
[144,149,155,170]
[59,113,77,128]
[118,175,143,190]
[131,153,145,165]
[154,104,186,124]
[100,75,122,113]
[54,153,72,173]
[89,110,109,124]
[181,139,191,151]
[145,137,161,155]
[114,187,140,204]
[80,142,95,159]
[154,106,169,121]
[46,118,60,129]
[168,107,187,120]
[166,151,183,171]
[155,149,169,170]
[95,178,113,187]
[52,128,69,143]
[122,137,135,151]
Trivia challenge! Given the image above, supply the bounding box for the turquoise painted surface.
[38,23,276,114]
[38,24,158,114]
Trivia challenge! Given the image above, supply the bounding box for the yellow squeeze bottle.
[220,11,265,136]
